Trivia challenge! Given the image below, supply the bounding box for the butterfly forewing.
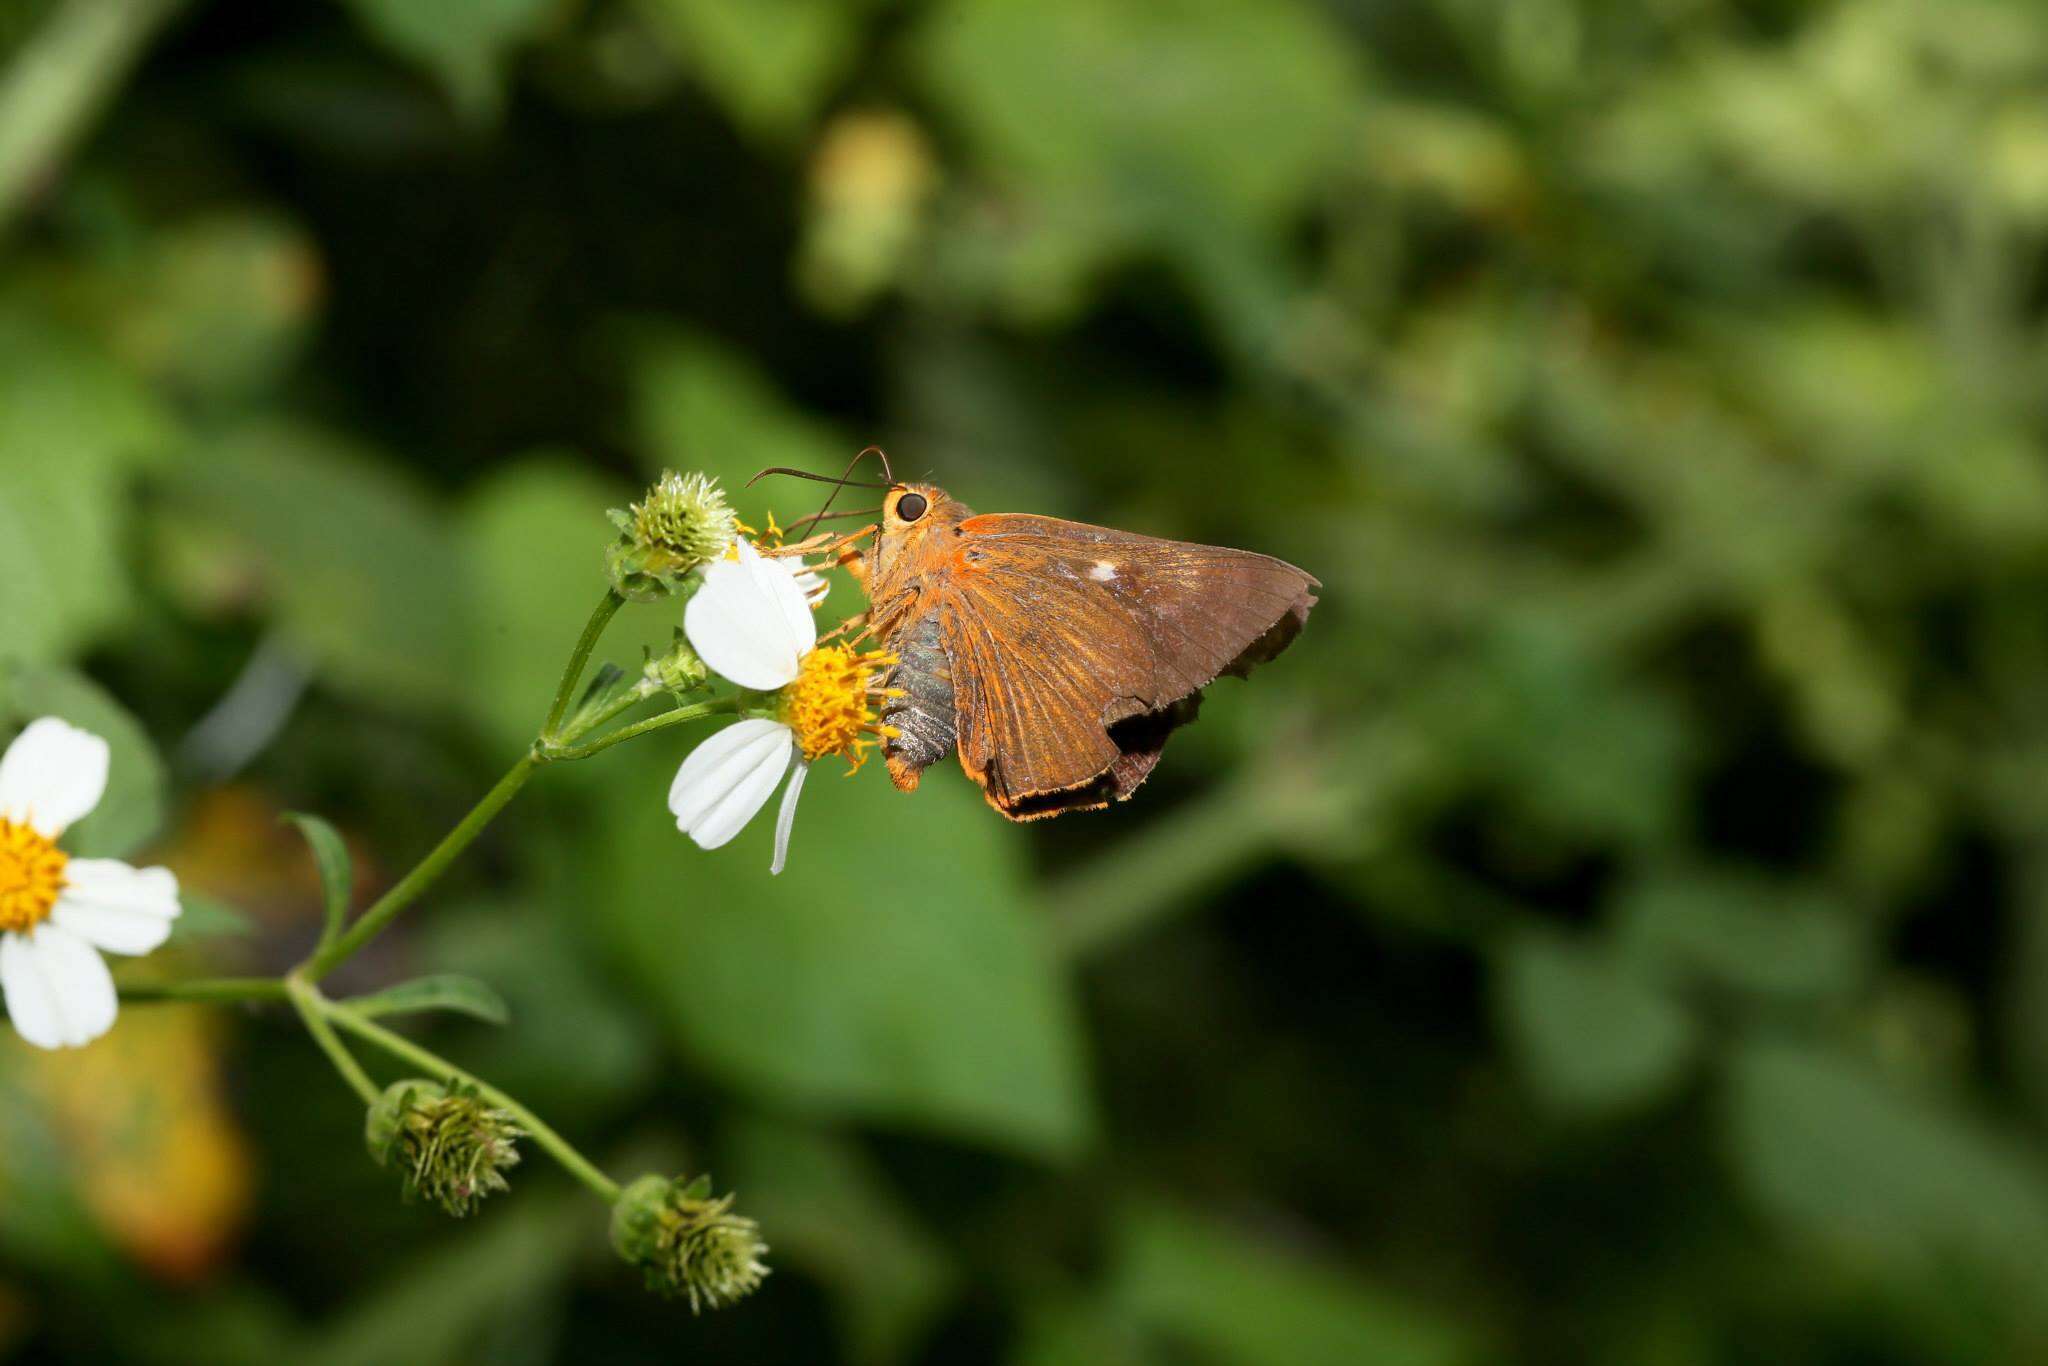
[907,513,1317,817]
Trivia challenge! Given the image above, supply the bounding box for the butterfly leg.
[818,609,871,644]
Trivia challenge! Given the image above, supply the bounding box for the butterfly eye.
[896,492,929,522]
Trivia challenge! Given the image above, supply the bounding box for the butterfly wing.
[902,513,1317,819]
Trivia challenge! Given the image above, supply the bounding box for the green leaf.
[304,1194,582,1366]
[1494,930,1697,1118]
[456,457,674,751]
[0,662,166,860]
[1614,868,1869,1001]
[170,891,257,942]
[1725,1038,2048,1302]
[414,900,658,1123]
[915,0,1361,304]
[340,0,559,118]
[0,310,171,664]
[345,974,512,1027]
[158,421,472,713]
[636,0,866,142]
[283,812,354,948]
[593,749,1092,1160]
[629,326,844,490]
[1110,1201,1476,1366]
[725,1114,957,1366]
[1011,1297,1158,1366]
[1438,619,1689,849]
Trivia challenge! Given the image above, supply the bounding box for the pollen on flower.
[0,818,68,934]
[780,644,899,767]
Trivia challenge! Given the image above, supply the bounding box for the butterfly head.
[872,482,971,589]
[883,482,962,532]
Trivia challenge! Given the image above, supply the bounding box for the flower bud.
[366,1078,523,1218]
[606,471,738,601]
[643,629,709,696]
[610,1172,770,1312]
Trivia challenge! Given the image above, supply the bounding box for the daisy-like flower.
[669,541,895,873]
[0,718,181,1049]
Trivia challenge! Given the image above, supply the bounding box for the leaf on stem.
[168,892,256,943]
[346,974,512,1028]
[283,812,354,949]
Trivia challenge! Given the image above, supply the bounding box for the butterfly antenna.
[760,447,899,539]
[745,467,891,490]
[855,444,894,484]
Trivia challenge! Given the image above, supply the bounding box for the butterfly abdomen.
[881,613,956,791]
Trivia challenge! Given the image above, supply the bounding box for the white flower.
[669,542,893,874]
[0,718,180,1049]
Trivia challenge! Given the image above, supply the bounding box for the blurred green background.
[4,0,2048,1361]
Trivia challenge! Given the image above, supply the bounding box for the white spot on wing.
[1090,560,1117,582]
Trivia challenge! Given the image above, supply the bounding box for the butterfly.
[763,459,1318,820]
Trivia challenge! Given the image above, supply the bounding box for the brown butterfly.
[762,459,1318,820]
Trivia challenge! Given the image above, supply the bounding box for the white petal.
[50,859,181,955]
[2,926,117,1049]
[669,719,795,849]
[684,541,816,690]
[770,759,808,875]
[0,717,110,837]
[752,542,819,653]
[793,565,830,609]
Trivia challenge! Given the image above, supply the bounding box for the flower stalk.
[285,973,380,1104]
[91,469,804,1304]
[327,1002,621,1204]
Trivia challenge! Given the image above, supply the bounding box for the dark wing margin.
[935,514,1317,820]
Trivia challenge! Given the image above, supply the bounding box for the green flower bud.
[610,1173,770,1312]
[366,1078,523,1218]
[606,471,738,601]
[643,628,709,696]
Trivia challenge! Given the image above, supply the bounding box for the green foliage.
[1726,1039,2048,1313]
[1494,930,1697,1119]
[0,312,168,665]
[346,974,512,1028]
[8,0,2048,1359]
[725,1114,955,1366]
[158,423,473,713]
[284,811,354,947]
[340,0,559,118]
[0,661,165,858]
[1109,1202,1475,1366]
[637,0,866,143]
[595,749,1092,1159]
[456,458,673,749]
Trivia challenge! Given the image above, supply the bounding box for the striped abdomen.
[881,613,956,789]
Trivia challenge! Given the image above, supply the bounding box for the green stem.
[118,976,287,1004]
[538,697,737,762]
[543,591,623,740]
[0,0,188,238]
[325,1002,621,1203]
[300,753,539,982]
[286,975,379,1104]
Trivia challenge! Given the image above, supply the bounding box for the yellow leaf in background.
[6,1006,253,1282]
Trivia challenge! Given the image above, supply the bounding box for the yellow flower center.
[780,644,901,767]
[0,817,68,934]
